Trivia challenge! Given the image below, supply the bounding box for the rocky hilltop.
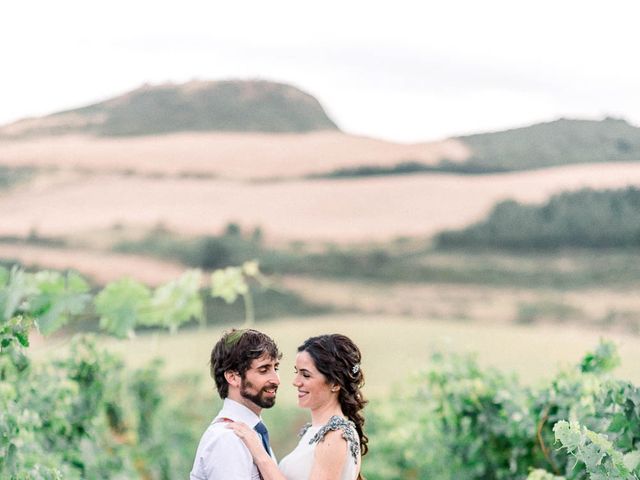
[0,80,340,138]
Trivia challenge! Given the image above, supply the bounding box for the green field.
[33,314,640,403]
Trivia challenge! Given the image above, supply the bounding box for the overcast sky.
[2,0,639,142]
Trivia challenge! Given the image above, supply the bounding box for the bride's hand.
[227,422,270,461]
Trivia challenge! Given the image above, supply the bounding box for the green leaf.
[15,331,29,347]
[211,267,248,304]
[623,451,640,472]
[146,270,203,333]
[526,469,566,480]
[9,347,29,371]
[580,443,605,470]
[554,421,582,452]
[608,413,627,432]
[29,271,91,335]
[95,278,151,338]
[0,266,8,288]
[242,260,260,277]
[5,442,17,475]
[580,340,620,374]
[0,266,37,322]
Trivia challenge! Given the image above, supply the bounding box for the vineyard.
[1,265,639,479]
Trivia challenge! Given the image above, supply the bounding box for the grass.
[32,314,640,401]
[515,299,584,324]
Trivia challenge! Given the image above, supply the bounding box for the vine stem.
[242,291,254,327]
[200,289,208,330]
[537,405,560,475]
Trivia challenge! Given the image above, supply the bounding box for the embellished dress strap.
[308,416,360,462]
[298,422,313,438]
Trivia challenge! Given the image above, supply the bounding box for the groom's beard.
[240,378,277,408]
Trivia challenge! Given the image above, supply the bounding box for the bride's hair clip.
[352,363,360,374]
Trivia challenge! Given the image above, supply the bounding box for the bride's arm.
[309,429,349,480]
[227,422,287,480]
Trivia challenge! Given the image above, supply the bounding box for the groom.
[190,328,282,479]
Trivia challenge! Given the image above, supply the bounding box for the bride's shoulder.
[309,416,360,461]
[318,416,357,436]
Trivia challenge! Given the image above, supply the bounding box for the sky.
[2,0,639,143]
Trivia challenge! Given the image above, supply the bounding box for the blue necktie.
[254,421,272,457]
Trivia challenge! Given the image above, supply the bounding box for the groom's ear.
[224,370,241,388]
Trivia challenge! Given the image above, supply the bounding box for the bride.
[228,334,368,480]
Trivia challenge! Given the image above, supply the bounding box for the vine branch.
[537,405,560,475]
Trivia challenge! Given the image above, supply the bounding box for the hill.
[456,117,640,171]
[0,80,339,137]
[309,117,640,178]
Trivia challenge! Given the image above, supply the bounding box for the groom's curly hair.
[298,333,369,475]
[210,328,281,398]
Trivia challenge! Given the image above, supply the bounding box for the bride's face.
[293,351,338,410]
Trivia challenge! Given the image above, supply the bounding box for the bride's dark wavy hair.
[298,334,369,472]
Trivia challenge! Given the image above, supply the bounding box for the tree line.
[437,186,640,250]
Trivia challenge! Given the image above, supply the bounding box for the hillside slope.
[0,80,339,137]
[456,117,640,171]
[289,118,640,178]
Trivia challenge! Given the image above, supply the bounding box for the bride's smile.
[293,351,340,412]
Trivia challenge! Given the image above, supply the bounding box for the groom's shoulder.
[191,417,256,479]
[197,418,248,452]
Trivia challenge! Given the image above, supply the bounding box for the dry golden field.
[3,159,640,243]
[0,132,469,179]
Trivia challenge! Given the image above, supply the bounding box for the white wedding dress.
[278,416,360,480]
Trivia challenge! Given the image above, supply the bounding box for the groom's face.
[240,353,280,409]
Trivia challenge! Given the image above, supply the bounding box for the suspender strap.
[214,417,234,424]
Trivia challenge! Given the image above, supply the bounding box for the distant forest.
[0,166,32,190]
[436,186,640,249]
[312,160,509,179]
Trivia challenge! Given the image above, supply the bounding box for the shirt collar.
[217,398,261,427]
